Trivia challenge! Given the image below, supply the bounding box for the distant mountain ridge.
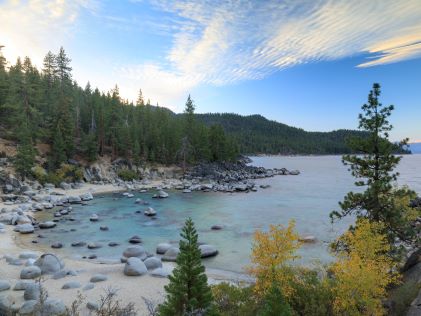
[194,113,370,155]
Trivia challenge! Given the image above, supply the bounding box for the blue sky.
[1,0,420,141]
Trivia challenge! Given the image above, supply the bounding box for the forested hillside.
[0,47,238,178]
[196,113,369,154]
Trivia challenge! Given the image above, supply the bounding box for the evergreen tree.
[14,123,36,179]
[330,83,418,247]
[49,126,67,169]
[159,218,216,316]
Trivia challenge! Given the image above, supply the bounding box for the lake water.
[28,155,421,273]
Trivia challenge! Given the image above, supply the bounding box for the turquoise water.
[31,155,421,273]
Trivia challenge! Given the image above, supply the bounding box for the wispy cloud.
[121,0,421,107]
[1,0,420,109]
[0,0,96,65]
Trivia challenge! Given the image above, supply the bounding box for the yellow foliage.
[331,219,400,316]
[247,220,302,298]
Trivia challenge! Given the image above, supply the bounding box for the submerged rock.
[129,235,142,244]
[144,207,156,216]
[39,221,56,229]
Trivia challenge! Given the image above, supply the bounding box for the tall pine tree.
[159,218,216,316]
[330,83,418,248]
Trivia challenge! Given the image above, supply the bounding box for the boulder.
[20,266,42,279]
[0,280,11,291]
[162,247,180,262]
[80,192,93,201]
[150,267,170,278]
[90,214,99,222]
[124,257,147,276]
[51,242,63,249]
[34,253,64,274]
[129,235,142,244]
[13,280,33,291]
[19,251,38,260]
[62,281,81,289]
[144,207,157,216]
[42,298,66,315]
[100,225,109,231]
[24,283,41,300]
[123,245,146,259]
[108,241,119,247]
[17,224,35,234]
[68,195,82,204]
[199,245,219,258]
[19,300,38,315]
[71,241,87,247]
[83,283,95,291]
[39,221,56,229]
[156,242,172,255]
[59,182,71,190]
[211,225,223,230]
[144,257,162,270]
[87,242,102,249]
[90,274,108,283]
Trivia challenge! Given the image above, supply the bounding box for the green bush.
[287,268,334,316]
[32,163,83,185]
[117,169,138,181]
[212,283,260,316]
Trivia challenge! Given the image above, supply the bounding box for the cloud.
[120,0,421,108]
[0,0,96,65]
[1,0,420,109]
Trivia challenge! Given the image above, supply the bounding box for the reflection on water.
[26,155,421,273]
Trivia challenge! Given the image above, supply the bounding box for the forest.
[0,46,406,179]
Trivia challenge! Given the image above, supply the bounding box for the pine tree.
[158,218,216,316]
[14,122,36,179]
[330,83,418,247]
[49,126,67,170]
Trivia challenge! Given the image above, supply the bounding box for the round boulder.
[124,257,147,276]
[34,253,64,274]
[123,245,146,259]
[20,266,41,279]
[162,247,180,262]
[144,257,162,270]
[156,243,172,254]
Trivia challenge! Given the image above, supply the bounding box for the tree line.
[0,47,238,178]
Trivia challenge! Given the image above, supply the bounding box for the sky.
[0,0,420,142]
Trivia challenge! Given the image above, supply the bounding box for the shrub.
[32,163,83,185]
[288,268,334,316]
[212,283,259,316]
[117,169,138,181]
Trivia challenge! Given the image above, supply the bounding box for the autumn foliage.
[331,219,399,315]
[247,220,302,297]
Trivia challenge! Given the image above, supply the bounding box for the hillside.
[195,113,369,155]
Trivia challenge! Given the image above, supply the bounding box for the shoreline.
[0,182,253,314]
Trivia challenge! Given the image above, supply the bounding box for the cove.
[24,155,421,273]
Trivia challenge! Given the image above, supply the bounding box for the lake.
[27,155,421,273]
